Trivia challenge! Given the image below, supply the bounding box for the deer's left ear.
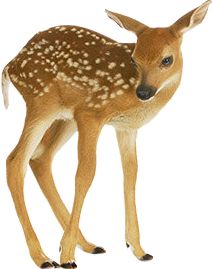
[105,10,148,36]
[172,0,211,35]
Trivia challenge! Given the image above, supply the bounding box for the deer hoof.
[41,261,60,268]
[139,254,153,261]
[61,261,77,268]
[92,246,106,254]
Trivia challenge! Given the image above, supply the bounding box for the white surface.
[0,0,212,268]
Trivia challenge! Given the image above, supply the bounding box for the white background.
[0,0,212,268]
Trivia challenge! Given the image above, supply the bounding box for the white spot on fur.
[67,58,73,67]
[96,70,108,77]
[94,104,101,108]
[81,76,88,82]
[114,79,124,86]
[95,58,101,64]
[107,76,114,83]
[73,62,79,68]
[114,73,122,80]
[88,80,95,86]
[88,102,94,107]
[102,86,109,91]
[85,65,92,70]
[44,86,49,93]
[102,100,109,105]
[83,60,89,65]
[63,54,70,59]
[129,77,136,85]
[100,93,108,100]
[122,84,130,89]
[85,96,92,103]
[59,26,66,31]
[21,60,28,68]
[56,72,72,83]
[101,38,106,44]
[108,62,116,69]
[110,93,116,99]
[44,48,50,54]
[117,90,124,95]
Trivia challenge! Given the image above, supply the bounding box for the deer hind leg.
[6,109,60,268]
[60,116,103,267]
[30,119,105,255]
[116,129,153,261]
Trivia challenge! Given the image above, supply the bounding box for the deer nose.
[136,84,157,101]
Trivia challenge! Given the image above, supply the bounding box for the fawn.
[1,1,211,268]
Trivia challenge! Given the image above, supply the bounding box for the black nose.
[136,85,157,101]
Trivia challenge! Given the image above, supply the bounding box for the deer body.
[2,1,211,268]
[4,25,181,130]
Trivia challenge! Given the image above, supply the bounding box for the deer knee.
[31,143,46,161]
[6,152,23,190]
[30,146,52,179]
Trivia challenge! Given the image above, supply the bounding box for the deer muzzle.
[136,84,157,101]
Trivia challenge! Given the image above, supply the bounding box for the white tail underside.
[1,66,10,109]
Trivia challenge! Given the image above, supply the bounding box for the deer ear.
[105,10,148,36]
[172,0,211,35]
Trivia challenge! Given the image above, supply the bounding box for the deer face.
[133,28,183,101]
[106,0,211,101]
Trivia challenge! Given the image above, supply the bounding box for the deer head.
[106,0,211,101]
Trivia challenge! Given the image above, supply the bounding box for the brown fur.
[2,1,211,267]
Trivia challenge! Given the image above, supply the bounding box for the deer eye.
[161,56,173,67]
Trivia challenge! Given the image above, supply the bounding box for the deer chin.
[156,72,182,95]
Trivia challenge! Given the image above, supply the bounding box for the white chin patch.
[156,72,181,95]
[140,96,155,102]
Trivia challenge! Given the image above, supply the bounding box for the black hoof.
[126,242,130,248]
[140,254,153,261]
[41,262,52,268]
[92,246,106,254]
[41,261,60,268]
[61,262,77,268]
[52,261,60,268]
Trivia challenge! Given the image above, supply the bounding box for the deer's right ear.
[105,10,148,36]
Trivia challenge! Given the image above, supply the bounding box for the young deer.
[1,1,211,268]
